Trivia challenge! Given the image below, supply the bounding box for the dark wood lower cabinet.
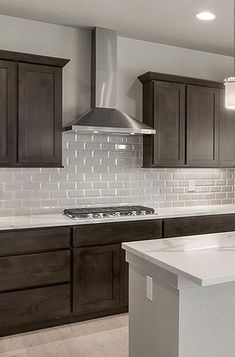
[0,284,71,336]
[72,220,162,315]
[120,247,128,306]
[73,244,122,314]
[0,250,70,292]
[0,221,163,337]
[3,216,235,337]
[163,214,235,238]
[0,227,70,256]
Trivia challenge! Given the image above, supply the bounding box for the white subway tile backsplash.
[14,174,32,182]
[23,200,41,208]
[76,181,92,189]
[100,189,116,196]
[85,189,100,197]
[3,200,23,209]
[51,190,68,199]
[69,190,85,197]
[0,133,234,216]
[93,181,108,189]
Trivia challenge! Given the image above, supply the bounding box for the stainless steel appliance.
[63,205,155,219]
[64,28,156,135]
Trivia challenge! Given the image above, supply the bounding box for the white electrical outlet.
[146,275,153,301]
[188,180,196,192]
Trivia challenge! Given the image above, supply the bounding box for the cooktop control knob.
[141,210,146,215]
[114,212,121,217]
[131,211,137,216]
[97,213,104,218]
[87,214,93,219]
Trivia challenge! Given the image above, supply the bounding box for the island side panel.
[129,262,179,357]
[179,280,235,357]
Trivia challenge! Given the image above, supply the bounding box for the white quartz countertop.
[0,204,235,230]
[123,232,235,287]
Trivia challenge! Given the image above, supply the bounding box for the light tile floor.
[0,314,128,357]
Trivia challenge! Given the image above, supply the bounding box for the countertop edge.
[1,204,235,231]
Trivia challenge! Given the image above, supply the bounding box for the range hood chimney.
[64,27,156,135]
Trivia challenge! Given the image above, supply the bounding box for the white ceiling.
[0,0,233,56]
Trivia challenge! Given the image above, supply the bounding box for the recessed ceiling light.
[196,11,216,21]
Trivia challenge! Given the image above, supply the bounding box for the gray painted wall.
[0,14,233,125]
[0,14,91,125]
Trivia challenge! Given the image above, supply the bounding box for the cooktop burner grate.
[63,205,155,219]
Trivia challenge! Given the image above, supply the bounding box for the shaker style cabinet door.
[152,81,186,166]
[0,60,16,165]
[219,89,235,166]
[187,85,219,166]
[18,63,62,166]
[73,244,121,314]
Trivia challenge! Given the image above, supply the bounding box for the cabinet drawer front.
[0,250,70,292]
[0,284,71,330]
[164,214,235,238]
[73,245,120,313]
[0,227,70,256]
[73,220,162,247]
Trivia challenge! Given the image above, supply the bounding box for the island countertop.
[122,231,235,287]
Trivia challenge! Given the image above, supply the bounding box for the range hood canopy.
[64,27,156,135]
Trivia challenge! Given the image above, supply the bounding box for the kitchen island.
[123,232,235,357]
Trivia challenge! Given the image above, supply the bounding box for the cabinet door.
[0,250,70,292]
[18,63,62,166]
[187,85,219,166]
[152,81,186,166]
[219,89,235,166]
[0,60,16,165]
[163,214,235,238]
[0,284,70,335]
[73,245,121,314]
[120,247,128,307]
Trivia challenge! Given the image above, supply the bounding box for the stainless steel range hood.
[64,27,156,135]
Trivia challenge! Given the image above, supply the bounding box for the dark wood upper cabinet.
[0,60,16,165]
[219,90,235,166]
[151,81,186,166]
[0,50,69,167]
[186,85,219,166]
[18,63,62,165]
[138,71,233,168]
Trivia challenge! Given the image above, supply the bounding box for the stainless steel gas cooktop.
[63,205,155,220]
